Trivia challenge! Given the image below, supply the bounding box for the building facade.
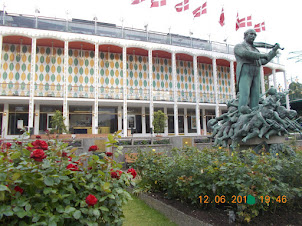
[0,13,287,138]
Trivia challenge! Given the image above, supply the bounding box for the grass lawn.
[123,194,177,226]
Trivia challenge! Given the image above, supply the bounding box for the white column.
[260,66,266,95]
[142,106,146,135]
[193,55,201,135]
[283,71,290,110]
[202,108,207,135]
[122,46,127,137]
[63,41,69,130]
[164,106,168,136]
[230,60,236,99]
[28,38,36,133]
[118,106,122,131]
[93,43,99,134]
[172,52,178,135]
[2,103,8,137]
[34,104,40,135]
[184,108,188,135]
[272,68,277,88]
[212,58,219,117]
[0,35,3,68]
[148,49,154,135]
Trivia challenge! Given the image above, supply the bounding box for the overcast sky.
[3,0,302,86]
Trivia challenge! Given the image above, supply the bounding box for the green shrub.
[0,131,136,225]
[133,147,302,223]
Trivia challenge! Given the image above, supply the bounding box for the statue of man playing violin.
[234,29,282,113]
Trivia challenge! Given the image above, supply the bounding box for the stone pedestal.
[237,136,286,153]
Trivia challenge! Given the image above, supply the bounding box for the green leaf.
[42,160,51,169]
[108,194,115,199]
[16,211,27,218]
[0,185,10,192]
[65,206,76,214]
[11,151,21,160]
[93,209,100,218]
[56,205,64,213]
[32,215,40,222]
[44,177,54,186]
[99,206,109,212]
[12,173,21,181]
[3,210,13,216]
[102,182,110,191]
[25,203,31,212]
[73,210,82,219]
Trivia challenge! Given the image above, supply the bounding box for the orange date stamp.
[199,195,287,205]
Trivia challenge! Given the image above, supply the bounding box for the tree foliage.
[152,110,167,134]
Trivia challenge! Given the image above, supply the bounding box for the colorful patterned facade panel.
[153,57,173,101]
[68,49,94,98]
[1,44,31,96]
[99,52,123,100]
[35,46,64,97]
[127,54,149,100]
[176,60,195,102]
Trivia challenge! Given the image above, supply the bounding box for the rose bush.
[0,130,135,225]
[133,146,302,223]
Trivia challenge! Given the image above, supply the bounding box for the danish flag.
[131,0,145,4]
[175,0,189,12]
[254,22,266,32]
[192,2,207,18]
[219,7,225,26]
[151,0,166,7]
[236,13,252,30]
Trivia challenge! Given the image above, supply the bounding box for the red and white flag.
[175,0,189,12]
[246,15,252,27]
[254,22,265,32]
[192,2,207,18]
[151,0,166,7]
[219,7,224,26]
[236,13,252,30]
[131,0,145,5]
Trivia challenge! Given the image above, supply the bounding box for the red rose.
[111,169,123,179]
[106,152,113,157]
[127,168,137,179]
[26,146,32,151]
[88,145,98,152]
[36,135,41,139]
[4,143,12,149]
[68,156,73,161]
[14,186,24,194]
[30,149,47,162]
[85,194,98,206]
[62,152,68,157]
[31,140,48,150]
[66,163,79,171]
[15,141,22,146]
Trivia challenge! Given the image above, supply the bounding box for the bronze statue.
[234,29,280,112]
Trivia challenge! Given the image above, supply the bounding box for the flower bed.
[0,132,136,225]
[133,146,302,223]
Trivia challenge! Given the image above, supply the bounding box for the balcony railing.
[68,85,94,98]
[127,88,149,100]
[99,87,123,99]
[35,84,63,97]
[0,82,30,97]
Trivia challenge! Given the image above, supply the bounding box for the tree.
[50,110,68,134]
[152,110,167,135]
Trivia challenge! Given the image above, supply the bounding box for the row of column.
[0,35,287,137]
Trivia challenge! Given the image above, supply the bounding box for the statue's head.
[240,106,251,114]
[288,110,297,119]
[267,87,277,95]
[244,29,257,44]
